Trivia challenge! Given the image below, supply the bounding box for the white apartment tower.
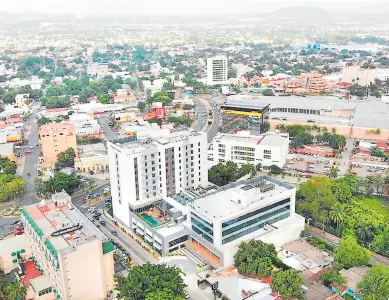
[107,130,208,227]
[207,55,228,85]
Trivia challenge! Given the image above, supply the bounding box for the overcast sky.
[0,0,386,15]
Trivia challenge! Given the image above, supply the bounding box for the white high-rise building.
[207,55,228,85]
[107,130,208,227]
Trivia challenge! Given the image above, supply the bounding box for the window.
[264,150,271,154]
[264,155,271,159]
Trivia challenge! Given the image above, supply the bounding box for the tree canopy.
[42,172,80,195]
[234,240,277,276]
[0,158,17,175]
[115,263,186,300]
[0,174,26,203]
[358,264,389,300]
[334,235,371,269]
[271,269,303,299]
[208,161,255,186]
[56,147,76,168]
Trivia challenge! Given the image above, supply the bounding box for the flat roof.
[112,129,205,152]
[30,275,52,291]
[23,201,107,254]
[0,142,14,155]
[0,234,28,256]
[190,176,293,221]
[217,134,261,146]
[260,134,288,147]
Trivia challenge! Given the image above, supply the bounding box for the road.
[207,97,221,143]
[192,98,208,132]
[22,109,40,204]
[98,114,120,140]
[338,138,354,176]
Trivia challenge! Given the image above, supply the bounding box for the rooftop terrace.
[22,201,108,254]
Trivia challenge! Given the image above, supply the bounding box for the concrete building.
[75,143,109,175]
[108,129,208,218]
[285,72,329,94]
[87,63,109,79]
[74,120,101,137]
[207,56,228,85]
[186,176,305,267]
[20,195,115,300]
[14,94,30,107]
[209,131,289,169]
[107,130,208,255]
[0,143,15,161]
[225,95,389,141]
[342,66,374,86]
[0,128,22,144]
[39,122,78,164]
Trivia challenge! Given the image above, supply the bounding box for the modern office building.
[342,65,374,86]
[209,131,289,169]
[186,176,305,267]
[17,192,115,300]
[207,55,228,85]
[39,122,78,164]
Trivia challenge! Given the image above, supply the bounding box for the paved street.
[192,98,208,131]
[338,138,354,176]
[98,114,120,140]
[207,97,221,142]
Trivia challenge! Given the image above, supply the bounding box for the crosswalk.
[172,247,207,266]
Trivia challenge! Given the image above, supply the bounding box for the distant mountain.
[268,6,332,20]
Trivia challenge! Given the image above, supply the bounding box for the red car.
[25,150,31,154]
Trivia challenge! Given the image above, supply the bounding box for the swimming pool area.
[140,214,159,227]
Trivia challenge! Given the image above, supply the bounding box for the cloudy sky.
[0,0,386,15]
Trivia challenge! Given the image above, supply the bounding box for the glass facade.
[221,198,291,244]
[191,213,213,243]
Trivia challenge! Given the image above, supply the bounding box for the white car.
[88,207,96,213]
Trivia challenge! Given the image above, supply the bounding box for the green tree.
[335,235,371,269]
[115,263,186,300]
[356,224,375,243]
[137,101,146,113]
[329,203,345,228]
[262,88,274,96]
[319,270,347,287]
[332,181,352,203]
[98,93,110,104]
[56,148,76,168]
[3,280,27,300]
[329,165,340,179]
[358,264,389,300]
[336,175,358,195]
[43,172,81,194]
[234,240,277,277]
[0,158,17,175]
[271,269,303,299]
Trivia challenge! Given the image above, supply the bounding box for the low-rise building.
[342,65,374,86]
[0,143,15,161]
[0,128,23,144]
[210,131,289,169]
[75,143,109,174]
[285,72,329,95]
[14,94,30,107]
[74,120,101,137]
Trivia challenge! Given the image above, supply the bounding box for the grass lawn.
[360,196,389,219]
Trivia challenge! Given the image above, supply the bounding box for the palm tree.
[329,166,340,179]
[3,280,27,300]
[356,225,375,244]
[329,203,345,229]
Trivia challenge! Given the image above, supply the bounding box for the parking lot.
[284,154,334,177]
[349,154,389,176]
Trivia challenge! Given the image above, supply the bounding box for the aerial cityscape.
[1,1,389,299]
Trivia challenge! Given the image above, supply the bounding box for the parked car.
[100,221,106,226]
[111,230,118,236]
